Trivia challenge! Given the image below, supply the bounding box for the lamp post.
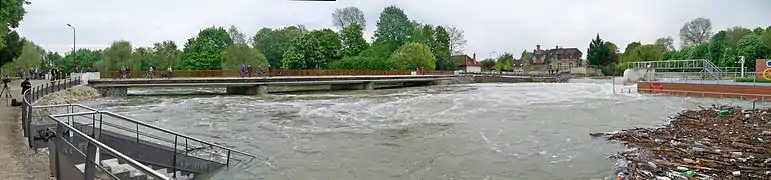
[66,24,76,73]
[738,56,745,78]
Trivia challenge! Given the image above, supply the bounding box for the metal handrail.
[47,113,170,180]
[99,111,258,159]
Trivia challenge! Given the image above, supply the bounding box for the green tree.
[327,56,395,70]
[389,42,435,70]
[621,44,666,63]
[688,43,710,60]
[9,41,42,70]
[0,0,30,49]
[332,6,366,30]
[0,31,25,67]
[227,25,248,45]
[495,53,514,72]
[221,44,268,70]
[433,26,452,70]
[97,41,137,71]
[180,26,232,70]
[282,29,342,69]
[605,41,619,53]
[43,52,62,71]
[708,30,728,66]
[152,40,181,69]
[760,27,771,52]
[520,50,531,71]
[726,26,752,48]
[623,42,642,54]
[252,26,306,69]
[373,6,414,55]
[59,49,102,73]
[736,34,769,72]
[133,47,155,70]
[410,24,435,47]
[340,24,369,57]
[587,34,611,66]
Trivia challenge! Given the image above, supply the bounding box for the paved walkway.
[0,79,51,179]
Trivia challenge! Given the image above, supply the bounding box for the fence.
[461,71,570,78]
[21,78,83,146]
[100,70,456,79]
[649,71,771,86]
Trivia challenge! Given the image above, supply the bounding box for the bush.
[735,78,771,83]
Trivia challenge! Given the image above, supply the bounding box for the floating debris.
[594,105,771,179]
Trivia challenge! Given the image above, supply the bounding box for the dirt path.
[0,80,54,180]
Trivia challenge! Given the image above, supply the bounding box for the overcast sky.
[15,0,771,60]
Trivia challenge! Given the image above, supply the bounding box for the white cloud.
[14,0,771,60]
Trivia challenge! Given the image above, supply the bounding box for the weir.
[89,75,456,97]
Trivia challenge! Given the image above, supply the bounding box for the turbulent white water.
[81,78,763,180]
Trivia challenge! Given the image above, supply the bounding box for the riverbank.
[0,81,101,179]
[595,105,771,179]
[0,80,52,179]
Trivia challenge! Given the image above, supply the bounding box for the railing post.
[21,103,27,138]
[226,150,231,168]
[172,136,178,178]
[84,143,97,180]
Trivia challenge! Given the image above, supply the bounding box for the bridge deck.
[89,75,454,82]
[90,78,452,87]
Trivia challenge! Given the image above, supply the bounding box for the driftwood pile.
[593,105,771,180]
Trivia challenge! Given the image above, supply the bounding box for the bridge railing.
[101,70,456,79]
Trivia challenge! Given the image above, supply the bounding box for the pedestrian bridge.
[88,75,456,96]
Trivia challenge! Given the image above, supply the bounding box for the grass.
[734,78,771,83]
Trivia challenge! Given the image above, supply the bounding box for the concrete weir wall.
[330,83,375,91]
[96,87,128,97]
[226,86,268,95]
[91,77,455,96]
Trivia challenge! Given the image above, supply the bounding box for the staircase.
[75,158,194,180]
[30,106,256,180]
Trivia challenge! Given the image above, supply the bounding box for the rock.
[655,176,671,180]
[732,171,741,176]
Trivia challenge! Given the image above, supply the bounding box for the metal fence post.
[84,143,97,180]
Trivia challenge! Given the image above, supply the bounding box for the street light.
[739,56,745,78]
[66,24,76,73]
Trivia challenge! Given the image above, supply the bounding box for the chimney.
[556,45,559,49]
[473,53,476,60]
[536,45,541,50]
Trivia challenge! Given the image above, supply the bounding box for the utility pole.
[66,24,76,74]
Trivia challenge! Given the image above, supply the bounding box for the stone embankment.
[37,85,102,106]
[593,105,771,180]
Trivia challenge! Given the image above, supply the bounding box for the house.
[530,45,583,67]
[513,59,523,72]
[451,53,482,73]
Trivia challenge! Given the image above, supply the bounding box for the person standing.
[241,64,247,78]
[148,66,155,79]
[246,65,254,77]
[20,78,31,96]
[167,66,173,79]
